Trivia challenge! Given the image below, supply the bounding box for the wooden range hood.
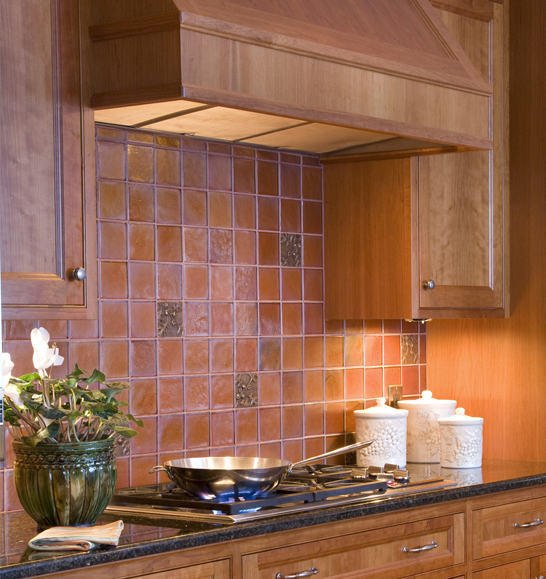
[89,0,494,155]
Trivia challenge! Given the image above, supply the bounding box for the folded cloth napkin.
[28,520,124,552]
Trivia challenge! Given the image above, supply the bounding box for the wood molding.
[182,85,493,150]
[178,10,492,95]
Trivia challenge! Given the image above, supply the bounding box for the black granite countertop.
[3,459,546,579]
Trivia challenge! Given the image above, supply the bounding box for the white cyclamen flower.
[2,352,14,389]
[3,352,22,407]
[31,327,64,375]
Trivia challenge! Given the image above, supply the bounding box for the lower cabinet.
[41,485,546,579]
[242,512,464,579]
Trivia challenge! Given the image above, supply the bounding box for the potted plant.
[2,327,142,527]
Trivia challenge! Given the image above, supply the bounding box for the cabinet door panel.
[0,0,96,319]
[417,151,502,310]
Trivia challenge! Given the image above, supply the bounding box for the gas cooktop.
[105,464,456,524]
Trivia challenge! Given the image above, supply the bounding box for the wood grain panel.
[129,560,230,579]
[437,8,491,80]
[324,158,413,320]
[180,29,491,147]
[427,0,546,463]
[0,0,96,318]
[242,513,464,579]
[472,560,530,579]
[473,496,546,559]
[0,0,57,275]
[418,152,491,290]
[174,0,489,89]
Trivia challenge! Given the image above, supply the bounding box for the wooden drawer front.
[242,513,465,579]
[131,560,230,579]
[473,496,546,559]
[472,560,530,579]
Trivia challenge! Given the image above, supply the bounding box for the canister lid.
[354,397,409,419]
[397,390,457,409]
[437,407,484,425]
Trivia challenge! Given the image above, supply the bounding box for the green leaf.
[21,422,61,447]
[69,364,85,379]
[41,408,69,420]
[85,369,106,385]
[126,413,145,428]
[110,426,138,438]
[16,373,41,383]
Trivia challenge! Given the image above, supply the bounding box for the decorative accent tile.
[401,335,419,365]
[280,233,302,267]
[235,372,258,408]
[114,434,131,457]
[157,301,183,337]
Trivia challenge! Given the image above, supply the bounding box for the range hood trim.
[88,0,495,153]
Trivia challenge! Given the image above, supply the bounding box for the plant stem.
[4,397,40,431]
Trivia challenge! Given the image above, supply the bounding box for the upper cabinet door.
[415,150,504,313]
[0,0,96,320]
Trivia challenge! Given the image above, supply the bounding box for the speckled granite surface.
[3,459,546,579]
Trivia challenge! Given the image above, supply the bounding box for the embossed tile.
[157,301,183,337]
[235,372,258,408]
[280,233,302,267]
[401,334,419,365]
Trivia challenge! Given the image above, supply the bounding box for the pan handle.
[289,440,373,472]
[149,465,176,483]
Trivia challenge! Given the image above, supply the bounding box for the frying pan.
[150,440,373,500]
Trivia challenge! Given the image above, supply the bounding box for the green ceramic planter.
[13,438,117,527]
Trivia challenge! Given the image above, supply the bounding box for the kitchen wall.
[427,0,546,462]
[0,124,426,512]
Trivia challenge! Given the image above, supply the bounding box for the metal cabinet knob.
[70,267,86,281]
[423,279,435,290]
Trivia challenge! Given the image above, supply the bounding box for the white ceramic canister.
[397,390,457,463]
[438,408,484,469]
[354,397,409,468]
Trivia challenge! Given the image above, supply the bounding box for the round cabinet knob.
[70,267,86,281]
[423,279,435,290]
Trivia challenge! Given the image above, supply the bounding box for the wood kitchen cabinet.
[242,505,465,579]
[323,0,508,320]
[34,484,546,579]
[0,0,97,320]
[323,151,505,320]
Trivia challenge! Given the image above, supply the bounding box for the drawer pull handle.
[402,540,439,554]
[276,567,319,579]
[514,518,544,528]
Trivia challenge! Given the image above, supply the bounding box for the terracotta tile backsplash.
[0,126,426,511]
